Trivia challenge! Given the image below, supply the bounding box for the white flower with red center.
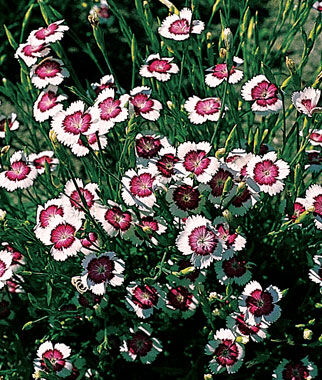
[28,20,69,45]
[306,184,322,229]
[205,328,245,374]
[120,324,162,364]
[81,252,125,295]
[227,185,259,216]
[70,133,108,157]
[33,85,67,122]
[33,341,72,378]
[166,178,203,219]
[239,280,282,326]
[35,198,64,232]
[51,101,100,147]
[215,256,252,286]
[28,151,59,174]
[94,200,135,239]
[62,178,99,218]
[80,232,99,255]
[125,281,165,319]
[176,141,220,183]
[163,282,198,319]
[128,87,162,121]
[136,215,167,246]
[93,88,128,134]
[246,152,290,196]
[135,133,170,166]
[272,357,318,380]
[305,150,321,173]
[158,8,205,41]
[30,57,70,89]
[37,215,82,261]
[0,250,13,289]
[290,198,307,222]
[1,243,24,272]
[308,129,322,147]
[313,1,322,11]
[309,255,322,286]
[121,165,159,210]
[0,151,38,192]
[292,87,321,117]
[214,220,246,257]
[0,113,20,138]
[91,74,115,95]
[205,57,244,88]
[176,215,223,268]
[201,166,236,205]
[7,277,24,294]
[241,74,282,114]
[154,146,180,183]
[224,150,254,179]
[14,42,50,67]
[226,312,268,343]
[184,96,225,124]
[139,53,179,82]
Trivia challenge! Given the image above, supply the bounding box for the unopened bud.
[88,13,99,26]
[1,145,10,154]
[222,28,232,50]
[286,56,296,74]
[81,2,87,8]
[206,32,212,40]
[219,48,227,59]
[208,292,218,301]
[49,130,58,144]
[303,328,313,340]
[204,374,212,380]
[143,0,148,6]
[215,147,226,159]
[0,209,6,221]
[236,335,250,344]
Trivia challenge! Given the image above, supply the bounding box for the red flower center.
[131,94,154,114]
[251,81,279,106]
[70,188,95,210]
[130,173,155,197]
[50,223,76,250]
[35,23,58,40]
[167,286,193,311]
[87,256,114,283]
[173,184,200,210]
[157,153,179,177]
[35,60,61,79]
[183,150,210,176]
[41,349,65,372]
[99,97,121,120]
[212,63,236,79]
[209,169,232,197]
[5,161,31,181]
[253,160,279,185]
[169,19,190,35]
[188,226,217,255]
[38,91,57,112]
[63,111,92,135]
[132,285,159,309]
[195,99,221,116]
[128,331,153,357]
[39,205,64,228]
[246,289,274,317]
[105,206,132,231]
[136,136,161,158]
[215,340,239,366]
[148,59,171,73]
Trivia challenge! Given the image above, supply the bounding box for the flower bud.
[0,209,6,221]
[219,48,227,59]
[204,374,212,380]
[303,328,313,340]
[236,335,250,344]
[215,148,226,159]
[222,28,232,50]
[206,32,212,40]
[49,130,58,145]
[88,13,99,26]
[286,56,296,74]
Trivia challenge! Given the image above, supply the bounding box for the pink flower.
[0,113,20,138]
[292,87,321,117]
[28,151,59,174]
[239,280,282,325]
[121,165,159,210]
[158,8,204,41]
[154,146,180,183]
[272,357,318,379]
[226,312,268,343]
[176,141,220,183]
[305,184,322,229]
[205,328,245,374]
[33,85,67,122]
[128,87,162,121]
[51,101,100,147]
[241,74,282,114]
[184,96,225,124]
[28,20,69,45]
[30,57,70,89]
[246,152,290,196]
[139,53,179,82]
[120,324,162,364]
[93,88,128,134]
[81,252,125,295]
[61,178,99,219]
[125,282,165,319]
[176,215,223,268]
[91,74,115,95]
[308,129,322,147]
[0,250,13,290]
[313,1,322,11]
[94,200,135,239]
[205,57,244,88]
[36,215,82,261]
[163,282,198,318]
[33,341,72,378]
[0,151,38,192]
[14,42,50,67]
[166,178,203,218]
